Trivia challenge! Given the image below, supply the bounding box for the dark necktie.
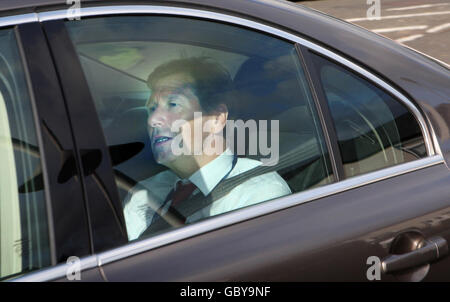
[151,180,197,226]
[170,180,198,207]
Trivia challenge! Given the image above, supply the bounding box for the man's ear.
[205,104,228,133]
[211,104,228,134]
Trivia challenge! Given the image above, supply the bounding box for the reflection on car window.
[310,53,427,178]
[65,16,334,241]
[0,29,51,280]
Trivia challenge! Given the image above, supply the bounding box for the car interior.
[77,42,334,206]
[66,15,426,227]
[313,54,426,177]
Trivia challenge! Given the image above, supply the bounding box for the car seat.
[232,56,331,192]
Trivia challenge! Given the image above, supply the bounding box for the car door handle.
[381,236,448,274]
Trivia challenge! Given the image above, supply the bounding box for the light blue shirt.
[123,149,291,240]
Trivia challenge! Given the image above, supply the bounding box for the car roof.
[2,0,450,165]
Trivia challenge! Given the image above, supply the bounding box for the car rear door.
[100,161,450,282]
[39,4,450,282]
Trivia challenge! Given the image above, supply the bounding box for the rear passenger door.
[44,6,450,281]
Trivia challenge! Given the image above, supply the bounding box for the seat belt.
[138,158,293,238]
[138,139,322,238]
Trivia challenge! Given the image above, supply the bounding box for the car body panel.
[101,162,450,281]
[15,21,92,264]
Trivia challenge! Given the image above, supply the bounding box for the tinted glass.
[66,16,333,241]
[0,29,51,280]
[310,53,427,178]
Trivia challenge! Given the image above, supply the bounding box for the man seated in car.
[123,57,291,241]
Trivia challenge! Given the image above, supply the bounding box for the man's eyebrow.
[156,83,195,94]
[146,96,156,107]
[179,82,195,91]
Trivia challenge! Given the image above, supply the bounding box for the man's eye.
[169,102,178,108]
[149,106,156,112]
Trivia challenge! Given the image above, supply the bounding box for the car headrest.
[230,57,318,161]
[233,56,310,121]
[105,107,165,183]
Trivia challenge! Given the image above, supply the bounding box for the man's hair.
[146,57,234,116]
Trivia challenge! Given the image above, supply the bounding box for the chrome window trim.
[0,13,38,28]
[35,5,436,156]
[0,7,437,156]
[98,155,444,266]
[11,255,98,282]
[1,5,443,280]
[11,155,445,281]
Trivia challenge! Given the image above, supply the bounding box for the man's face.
[147,73,203,166]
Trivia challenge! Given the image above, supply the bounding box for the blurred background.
[294,0,450,65]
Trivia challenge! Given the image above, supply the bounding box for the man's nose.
[148,107,167,128]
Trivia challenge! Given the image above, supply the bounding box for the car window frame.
[299,46,433,180]
[296,44,345,181]
[8,4,443,281]
[0,20,92,281]
[41,19,129,254]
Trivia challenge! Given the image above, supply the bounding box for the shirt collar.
[188,149,234,196]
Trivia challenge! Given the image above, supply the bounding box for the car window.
[0,28,51,280]
[65,16,334,241]
[310,53,427,178]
